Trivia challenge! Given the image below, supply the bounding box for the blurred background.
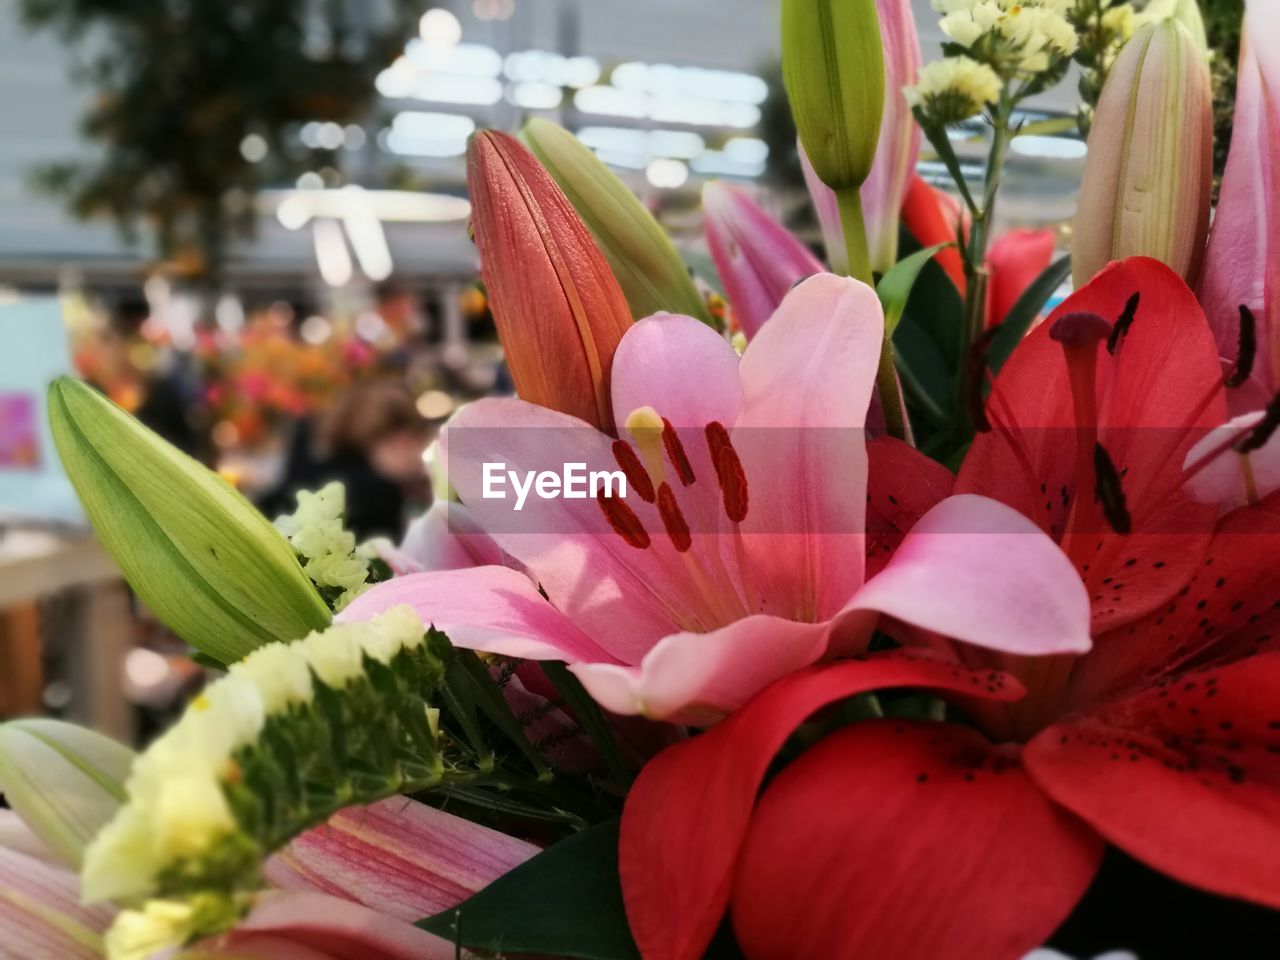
[0,0,1088,740]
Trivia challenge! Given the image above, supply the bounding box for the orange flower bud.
[466,130,632,431]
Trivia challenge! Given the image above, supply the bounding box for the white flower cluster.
[275,482,371,611]
[82,606,425,926]
[936,0,1079,72]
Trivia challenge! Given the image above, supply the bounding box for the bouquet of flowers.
[3,0,1279,957]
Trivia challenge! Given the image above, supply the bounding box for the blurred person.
[263,380,429,541]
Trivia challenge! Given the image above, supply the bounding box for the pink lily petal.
[198,892,456,960]
[1183,410,1280,514]
[702,182,825,340]
[0,820,112,959]
[570,615,830,725]
[441,397,697,658]
[734,273,881,622]
[264,797,538,921]
[799,145,845,272]
[609,313,741,432]
[860,0,922,274]
[1198,20,1280,391]
[0,809,61,865]
[845,494,1092,656]
[337,565,622,665]
[607,312,751,582]
[394,501,508,574]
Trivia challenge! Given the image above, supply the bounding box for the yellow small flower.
[905,56,1003,123]
[105,900,197,960]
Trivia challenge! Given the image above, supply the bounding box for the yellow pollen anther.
[625,406,668,486]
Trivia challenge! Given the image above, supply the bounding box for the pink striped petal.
[844,494,1092,656]
[196,892,456,960]
[337,566,621,664]
[571,616,830,725]
[0,818,112,959]
[264,797,539,921]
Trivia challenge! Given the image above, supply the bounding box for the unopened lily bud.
[49,378,331,664]
[520,118,711,326]
[0,719,134,868]
[1140,0,1207,51]
[782,0,885,192]
[1071,20,1212,286]
[702,182,825,340]
[466,130,633,430]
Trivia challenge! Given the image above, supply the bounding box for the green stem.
[837,186,912,443]
[835,187,874,287]
[875,339,912,444]
[954,90,1016,438]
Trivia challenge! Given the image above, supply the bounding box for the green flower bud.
[520,118,712,326]
[49,377,330,663]
[0,718,134,868]
[781,0,885,191]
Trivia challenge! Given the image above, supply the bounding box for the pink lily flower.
[1198,4,1280,405]
[701,182,824,340]
[341,273,1091,725]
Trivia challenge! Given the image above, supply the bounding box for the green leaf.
[985,255,1071,375]
[1015,116,1078,137]
[418,819,639,960]
[543,661,632,784]
[877,243,952,336]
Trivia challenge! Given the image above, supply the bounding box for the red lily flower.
[985,227,1056,329]
[901,176,1056,328]
[900,174,967,293]
[618,259,1280,958]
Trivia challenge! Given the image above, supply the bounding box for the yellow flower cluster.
[275,482,371,611]
[81,606,425,946]
[934,0,1079,73]
[905,56,1003,123]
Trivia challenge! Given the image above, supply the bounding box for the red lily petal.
[1070,488,1280,707]
[864,436,954,578]
[985,228,1056,329]
[618,653,1024,960]
[732,721,1102,959]
[900,175,967,293]
[959,257,1225,633]
[1026,651,1280,909]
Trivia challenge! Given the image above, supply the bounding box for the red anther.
[656,482,692,552]
[705,421,749,523]
[662,417,696,486]
[596,491,650,549]
[611,439,655,503]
